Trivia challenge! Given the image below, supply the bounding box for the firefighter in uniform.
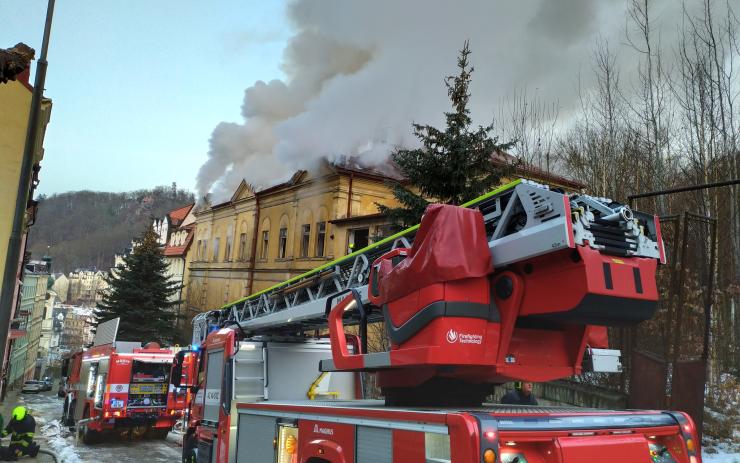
[500,381,539,406]
[0,406,40,460]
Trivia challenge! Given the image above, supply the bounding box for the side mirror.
[60,359,70,377]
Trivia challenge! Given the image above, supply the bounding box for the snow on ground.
[19,391,182,462]
[702,445,740,462]
[40,420,83,463]
[704,432,740,463]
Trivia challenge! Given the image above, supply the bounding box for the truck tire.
[80,406,100,445]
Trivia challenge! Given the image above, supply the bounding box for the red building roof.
[163,225,194,257]
[168,203,194,226]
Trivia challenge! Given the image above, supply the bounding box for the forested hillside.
[27,186,195,272]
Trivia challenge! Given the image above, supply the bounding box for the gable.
[231,180,256,202]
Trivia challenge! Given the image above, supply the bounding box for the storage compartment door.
[236,414,276,463]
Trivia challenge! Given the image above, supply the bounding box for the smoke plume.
[197,0,687,201]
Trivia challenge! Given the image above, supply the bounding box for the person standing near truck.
[501,381,539,405]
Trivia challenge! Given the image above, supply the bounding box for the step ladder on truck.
[60,318,187,444]
[173,179,701,463]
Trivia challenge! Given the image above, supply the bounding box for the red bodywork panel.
[237,401,697,463]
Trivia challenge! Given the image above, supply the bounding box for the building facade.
[58,305,94,353]
[51,273,68,303]
[37,289,60,377]
[0,44,53,392]
[184,163,401,322]
[67,270,108,306]
[7,263,50,387]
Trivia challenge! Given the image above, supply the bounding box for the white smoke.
[197,0,688,201]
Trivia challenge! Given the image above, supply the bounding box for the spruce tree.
[379,41,514,226]
[95,226,179,345]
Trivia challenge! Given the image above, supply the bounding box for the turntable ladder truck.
[174,179,701,463]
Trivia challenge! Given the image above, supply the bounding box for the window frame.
[260,230,269,259]
[300,224,311,258]
[224,234,233,262]
[315,221,326,258]
[212,237,220,262]
[278,227,288,259]
[238,233,248,261]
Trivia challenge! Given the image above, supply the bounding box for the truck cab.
[179,328,356,463]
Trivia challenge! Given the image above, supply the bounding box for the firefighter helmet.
[11,406,26,421]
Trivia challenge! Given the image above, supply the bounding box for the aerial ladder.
[190,178,665,404]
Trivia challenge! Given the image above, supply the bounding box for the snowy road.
[19,391,181,463]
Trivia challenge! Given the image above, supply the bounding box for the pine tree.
[95,226,179,345]
[379,41,514,226]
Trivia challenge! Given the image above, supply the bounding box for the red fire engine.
[176,180,700,463]
[61,333,186,444]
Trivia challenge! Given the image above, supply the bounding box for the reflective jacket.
[4,414,36,449]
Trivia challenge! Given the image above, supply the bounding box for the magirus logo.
[446,329,458,343]
[313,424,334,435]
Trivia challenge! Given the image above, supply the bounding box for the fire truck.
[176,180,701,462]
[61,322,186,444]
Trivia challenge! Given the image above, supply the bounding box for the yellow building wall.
[185,170,399,314]
[0,79,32,284]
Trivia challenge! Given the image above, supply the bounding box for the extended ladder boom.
[192,179,664,345]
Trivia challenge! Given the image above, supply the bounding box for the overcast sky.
[2,1,698,199]
[1,0,290,195]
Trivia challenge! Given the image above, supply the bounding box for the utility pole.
[0,0,55,399]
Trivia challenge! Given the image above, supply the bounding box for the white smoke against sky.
[197,0,686,201]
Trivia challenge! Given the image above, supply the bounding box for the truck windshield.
[131,361,170,383]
